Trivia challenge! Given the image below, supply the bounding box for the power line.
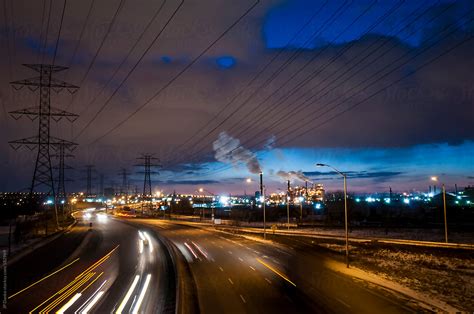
[168,8,473,180]
[169,0,380,165]
[75,0,167,121]
[66,0,127,110]
[52,0,68,65]
[86,0,261,145]
[168,0,329,156]
[164,0,351,164]
[73,0,182,140]
[180,0,445,167]
[231,0,441,149]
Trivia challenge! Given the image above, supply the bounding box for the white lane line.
[218,245,224,249]
[228,251,233,255]
[272,259,280,265]
[228,278,234,285]
[249,266,255,271]
[219,266,224,272]
[115,275,140,314]
[238,257,244,262]
[240,294,246,304]
[132,274,152,314]
[265,278,272,284]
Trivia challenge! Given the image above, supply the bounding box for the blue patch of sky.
[216,56,236,69]
[263,0,472,50]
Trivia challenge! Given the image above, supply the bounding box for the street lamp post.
[316,163,349,268]
[259,172,266,240]
[431,177,448,243]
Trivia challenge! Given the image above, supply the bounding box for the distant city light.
[403,198,410,204]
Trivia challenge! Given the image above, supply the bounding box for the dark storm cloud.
[1,0,473,192]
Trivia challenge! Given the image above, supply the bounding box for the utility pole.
[8,64,78,227]
[99,174,104,198]
[287,180,290,230]
[260,172,266,239]
[136,154,161,214]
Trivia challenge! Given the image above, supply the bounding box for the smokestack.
[305,180,308,197]
[260,172,263,197]
[287,180,290,192]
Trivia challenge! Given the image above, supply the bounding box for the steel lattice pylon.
[8,64,79,199]
[136,154,161,198]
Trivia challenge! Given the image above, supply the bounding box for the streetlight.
[431,176,448,243]
[316,163,349,268]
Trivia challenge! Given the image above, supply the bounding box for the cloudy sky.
[1,0,473,195]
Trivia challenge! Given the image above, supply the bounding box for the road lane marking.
[238,257,244,262]
[115,275,140,314]
[240,294,246,304]
[9,258,80,299]
[249,266,255,271]
[265,278,272,284]
[219,267,224,272]
[256,258,296,287]
[228,251,233,255]
[228,278,234,285]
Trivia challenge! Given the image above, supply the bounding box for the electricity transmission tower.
[136,154,161,212]
[8,64,78,205]
[136,154,160,197]
[118,168,131,197]
[51,142,75,204]
[84,165,96,197]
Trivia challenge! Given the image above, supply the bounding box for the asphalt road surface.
[5,211,175,313]
[7,213,426,313]
[130,219,424,314]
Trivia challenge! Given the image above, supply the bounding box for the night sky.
[1,0,473,194]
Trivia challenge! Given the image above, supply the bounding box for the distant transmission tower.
[136,154,161,198]
[51,142,75,204]
[8,64,78,203]
[118,168,131,197]
[84,165,95,197]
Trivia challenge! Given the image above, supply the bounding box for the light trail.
[256,258,296,287]
[131,274,152,314]
[184,242,198,259]
[143,232,153,253]
[115,275,140,314]
[9,258,80,299]
[56,293,82,314]
[81,291,104,314]
[75,280,108,314]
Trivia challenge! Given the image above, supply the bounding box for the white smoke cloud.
[276,170,312,183]
[213,131,262,174]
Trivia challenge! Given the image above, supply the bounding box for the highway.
[130,218,424,313]
[6,211,175,313]
[7,213,427,313]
